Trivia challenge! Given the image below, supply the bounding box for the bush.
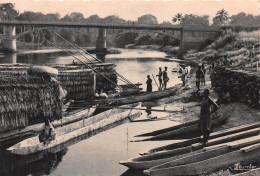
[115,32,139,48]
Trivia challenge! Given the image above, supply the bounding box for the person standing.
[156,67,163,89]
[180,64,188,86]
[163,67,169,89]
[199,89,219,143]
[146,75,152,92]
[195,66,204,91]
[210,62,216,89]
[201,63,206,86]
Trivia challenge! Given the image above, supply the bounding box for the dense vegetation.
[0,3,260,49]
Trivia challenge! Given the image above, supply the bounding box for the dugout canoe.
[135,120,199,137]
[119,127,260,170]
[137,115,228,141]
[141,121,260,155]
[233,167,260,176]
[144,135,260,175]
[145,142,260,176]
[77,85,180,106]
[0,106,96,146]
[7,103,142,155]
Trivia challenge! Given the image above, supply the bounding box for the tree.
[137,14,158,25]
[172,13,183,24]
[0,3,19,20]
[16,11,45,21]
[215,9,228,26]
[160,21,172,26]
[229,12,256,26]
[85,15,102,23]
[62,12,85,22]
[181,14,209,26]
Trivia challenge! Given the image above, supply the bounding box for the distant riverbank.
[125,44,179,57]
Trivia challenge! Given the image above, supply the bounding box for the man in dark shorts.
[199,89,219,143]
[163,67,169,89]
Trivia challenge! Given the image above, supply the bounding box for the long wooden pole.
[53,30,139,89]
[68,105,187,113]
[152,74,160,91]
[44,39,125,92]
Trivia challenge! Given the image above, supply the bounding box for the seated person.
[39,119,56,144]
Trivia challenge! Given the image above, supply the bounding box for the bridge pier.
[95,28,107,62]
[96,28,107,54]
[2,26,17,52]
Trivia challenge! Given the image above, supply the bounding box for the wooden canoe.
[0,106,96,146]
[77,86,180,106]
[119,127,260,170]
[138,115,228,141]
[144,135,260,175]
[141,121,260,155]
[145,141,260,176]
[135,120,199,137]
[7,103,142,155]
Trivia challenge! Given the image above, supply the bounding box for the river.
[0,48,186,176]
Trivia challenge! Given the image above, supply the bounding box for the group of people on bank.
[146,66,169,92]
[146,64,190,92]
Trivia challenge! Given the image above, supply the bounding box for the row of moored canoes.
[120,120,260,175]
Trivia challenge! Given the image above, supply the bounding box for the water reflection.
[0,148,68,176]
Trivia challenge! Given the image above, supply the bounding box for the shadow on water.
[0,148,68,176]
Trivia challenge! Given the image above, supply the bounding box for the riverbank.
[155,63,260,175]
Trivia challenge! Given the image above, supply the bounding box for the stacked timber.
[0,75,62,133]
[92,63,117,93]
[0,64,30,76]
[58,69,95,100]
[213,66,260,108]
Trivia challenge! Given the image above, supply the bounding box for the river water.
[0,48,186,176]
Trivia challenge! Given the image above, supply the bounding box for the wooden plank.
[241,143,260,153]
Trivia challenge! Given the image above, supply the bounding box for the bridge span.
[0,21,221,53]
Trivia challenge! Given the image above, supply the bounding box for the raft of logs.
[213,66,260,108]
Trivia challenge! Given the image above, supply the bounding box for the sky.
[1,0,260,23]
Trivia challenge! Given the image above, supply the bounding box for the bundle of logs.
[58,69,95,101]
[0,75,62,133]
[92,63,117,93]
[213,66,260,108]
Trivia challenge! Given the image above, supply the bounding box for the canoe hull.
[141,115,228,141]
[143,121,260,154]
[80,86,179,106]
[7,104,142,155]
[121,128,260,170]
[148,147,260,176]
